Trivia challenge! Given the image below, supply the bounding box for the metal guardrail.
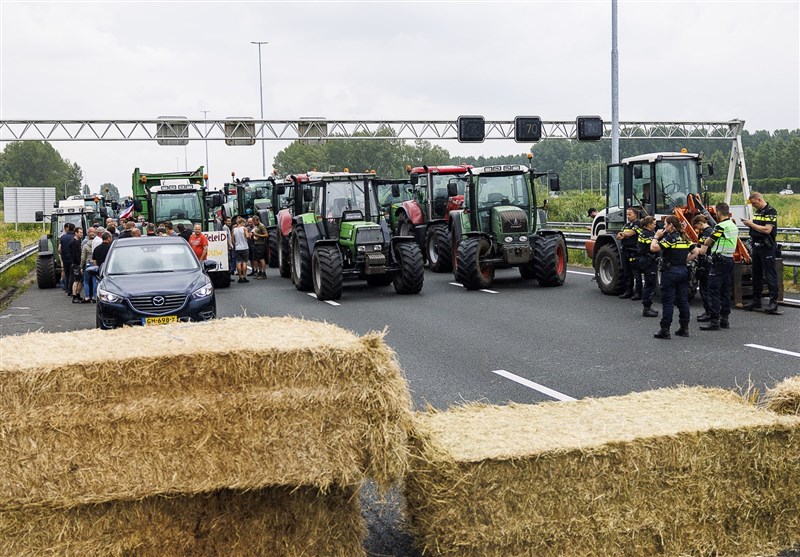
[0,244,37,274]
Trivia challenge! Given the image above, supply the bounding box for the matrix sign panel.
[457,116,485,143]
[514,116,542,142]
[576,116,604,141]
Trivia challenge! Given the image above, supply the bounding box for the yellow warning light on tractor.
[681,148,688,153]
[203,174,209,180]
[141,175,148,183]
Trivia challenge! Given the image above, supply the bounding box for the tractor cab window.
[654,159,699,212]
[154,192,203,224]
[632,163,651,213]
[607,165,623,210]
[376,183,410,209]
[431,174,467,218]
[475,174,530,231]
[318,180,368,219]
[58,214,84,232]
[415,176,429,205]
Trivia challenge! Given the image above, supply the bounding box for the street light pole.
[201,109,210,183]
[251,41,268,177]
[593,154,603,195]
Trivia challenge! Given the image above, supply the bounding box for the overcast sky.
[1,0,798,196]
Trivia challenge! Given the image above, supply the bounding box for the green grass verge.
[0,253,36,291]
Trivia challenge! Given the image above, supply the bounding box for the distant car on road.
[95,236,216,329]
[779,187,794,195]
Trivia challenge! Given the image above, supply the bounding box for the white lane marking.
[744,344,800,358]
[490,369,577,402]
[449,282,498,294]
[567,270,594,276]
[307,293,341,306]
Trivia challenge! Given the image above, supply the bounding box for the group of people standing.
[57,220,115,303]
[615,191,780,340]
[221,215,268,283]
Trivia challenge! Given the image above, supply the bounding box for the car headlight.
[97,287,122,303]
[192,284,214,299]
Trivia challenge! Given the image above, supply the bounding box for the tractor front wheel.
[268,232,279,268]
[594,243,624,295]
[36,255,58,289]
[456,237,494,290]
[427,224,453,273]
[393,242,424,295]
[312,246,343,300]
[534,234,567,287]
[291,225,313,291]
[278,234,291,278]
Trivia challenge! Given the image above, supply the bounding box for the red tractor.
[390,164,472,272]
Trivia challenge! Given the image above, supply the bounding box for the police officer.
[650,215,699,339]
[742,192,780,314]
[616,207,642,299]
[691,214,714,322]
[698,203,739,331]
[637,216,659,317]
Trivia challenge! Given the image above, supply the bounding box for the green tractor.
[34,206,93,289]
[450,164,567,290]
[289,171,424,300]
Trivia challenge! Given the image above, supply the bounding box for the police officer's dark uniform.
[652,226,695,339]
[699,215,738,331]
[745,202,780,313]
[637,225,659,317]
[694,224,714,321]
[619,219,642,299]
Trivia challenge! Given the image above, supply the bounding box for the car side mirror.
[203,260,217,272]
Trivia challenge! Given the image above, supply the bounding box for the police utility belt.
[710,253,733,265]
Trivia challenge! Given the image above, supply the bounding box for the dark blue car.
[95,236,216,329]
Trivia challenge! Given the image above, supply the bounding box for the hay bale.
[764,376,800,416]
[0,485,365,557]
[406,387,800,557]
[0,317,413,509]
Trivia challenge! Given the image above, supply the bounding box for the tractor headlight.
[519,236,528,243]
[357,245,366,252]
[504,236,513,243]
[373,244,382,251]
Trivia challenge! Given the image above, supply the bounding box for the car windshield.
[154,192,203,223]
[105,243,199,275]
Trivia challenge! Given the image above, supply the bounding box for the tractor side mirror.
[35,210,44,222]
[211,193,223,207]
[391,184,400,198]
[410,175,419,186]
[548,174,560,192]
[303,189,314,202]
[111,201,119,211]
[100,207,108,219]
[633,167,643,179]
[277,186,286,195]
[255,190,265,199]
[707,163,714,176]
[447,180,459,198]
[133,200,143,212]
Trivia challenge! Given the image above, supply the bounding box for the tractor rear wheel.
[397,212,414,237]
[312,245,343,300]
[534,234,567,287]
[278,234,291,278]
[268,232,279,268]
[291,225,313,291]
[427,224,453,273]
[456,237,494,290]
[393,242,424,295]
[36,255,58,289]
[594,243,625,295]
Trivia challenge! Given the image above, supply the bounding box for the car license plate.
[143,315,178,326]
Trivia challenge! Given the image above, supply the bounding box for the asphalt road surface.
[2,267,799,556]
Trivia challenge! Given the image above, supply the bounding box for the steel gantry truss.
[0,118,744,142]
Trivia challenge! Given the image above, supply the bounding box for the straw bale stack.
[406,387,800,557]
[0,486,365,557]
[764,375,800,416]
[0,316,412,555]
